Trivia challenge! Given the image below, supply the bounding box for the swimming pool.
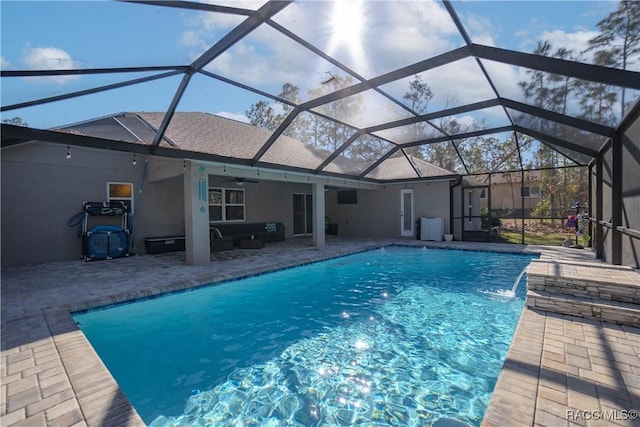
[74,246,536,426]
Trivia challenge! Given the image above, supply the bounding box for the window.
[521,186,541,198]
[209,188,245,222]
[480,189,486,199]
[107,182,133,213]
[337,190,357,204]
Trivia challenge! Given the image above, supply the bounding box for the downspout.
[129,158,149,254]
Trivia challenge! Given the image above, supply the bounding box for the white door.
[400,189,414,237]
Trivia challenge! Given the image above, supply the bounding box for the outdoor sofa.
[210,222,285,248]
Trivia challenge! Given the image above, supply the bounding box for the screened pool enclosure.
[2,0,640,267]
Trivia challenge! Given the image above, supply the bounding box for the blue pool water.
[74,247,536,426]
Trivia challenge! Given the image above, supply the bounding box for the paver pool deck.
[1,237,639,426]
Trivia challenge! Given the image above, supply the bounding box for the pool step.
[525,260,640,327]
[527,259,640,303]
[526,289,640,327]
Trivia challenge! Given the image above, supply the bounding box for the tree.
[245,100,282,131]
[246,79,379,160]
[345,134,390,162]
[466,133,525,174]
[517,41,593,224]
[307,75,361,152]
[399,75,467,170]
[586,1,640,116]
[2,116,28,127]
[402,74,433,113]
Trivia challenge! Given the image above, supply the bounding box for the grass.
[497,230,574,246]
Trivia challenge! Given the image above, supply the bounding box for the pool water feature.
[74,247,536,426]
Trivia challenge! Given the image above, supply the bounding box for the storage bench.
[144,236,185,254]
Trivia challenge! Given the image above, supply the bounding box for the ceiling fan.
[222,177,259,186]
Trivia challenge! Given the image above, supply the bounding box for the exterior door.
[400,189,414,237]
[293,194,313,235]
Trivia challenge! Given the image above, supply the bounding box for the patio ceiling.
[2,0,639,182]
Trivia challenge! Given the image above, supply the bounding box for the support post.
[612,131,623,265]
[487,174,492,242]
[184,162,211,265]
[312,182,325,248]
[595,155,603,259]
[461,185,465,232]
[520,170,525,244]
[587,163,593,248]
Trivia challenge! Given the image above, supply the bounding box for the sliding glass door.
[293,193,313,235]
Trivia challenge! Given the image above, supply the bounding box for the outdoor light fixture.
[66,145,71,159]
[132,153,137,166]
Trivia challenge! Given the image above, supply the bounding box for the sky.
[0,0,629,131]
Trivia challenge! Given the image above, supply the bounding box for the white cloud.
[538,29,598,61]
[181,30,204,48]
[176,0,623,131]
[22,47,79,84]
[1,56,9,67]
[215,111,249,123]
[188,0,462,92]
[459,14,498,47]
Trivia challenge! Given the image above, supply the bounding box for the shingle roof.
[62,112,457,182]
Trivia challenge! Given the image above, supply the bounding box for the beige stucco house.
[1,112,462,267]
[479,171,542,213]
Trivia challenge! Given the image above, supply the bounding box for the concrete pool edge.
[30,241,388,426]
[60,243,534,426]
[481,308,545,426]
[43,308,144,426]
[7,238,634,427]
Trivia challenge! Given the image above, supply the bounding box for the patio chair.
[210,227,234,252]
[325,216,338,235]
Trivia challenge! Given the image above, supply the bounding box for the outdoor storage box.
[144,236,185,254]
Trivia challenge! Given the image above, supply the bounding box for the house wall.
[485,182,540,213]
[0,142,171,266]
[1,141,455,265]
[325,181,451,239]
[0,142,318,267]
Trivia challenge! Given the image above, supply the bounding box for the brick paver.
[2,237,638,426]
